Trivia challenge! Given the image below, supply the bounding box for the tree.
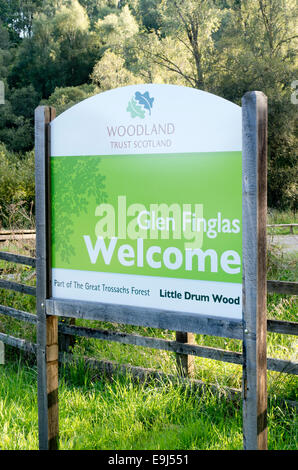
[91,50,141,90]
[0,0,44,40]
[41,83,99,115]
[8,0,101,98]
[0,143,35,228]
[79,0,121,27]
[0,21,11,98]
[214,0,298,209]
[95,4,139,51]
[10,84,40,119]
[132,0,223,89]
[90,4,142,89]
[133,0,163,32]
[126,31,194,85]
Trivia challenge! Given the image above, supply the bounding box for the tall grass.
[268,208,297,225]
[0,355,296,450]
[267,208,297,234]
[0,220,297,450]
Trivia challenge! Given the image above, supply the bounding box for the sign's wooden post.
[35,106,59,450]
[242,91,268,450]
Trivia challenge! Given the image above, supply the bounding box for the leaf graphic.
[135,91,154,115]
[126,97,145,118]
[51,156,107,264]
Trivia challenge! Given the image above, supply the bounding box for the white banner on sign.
[52,268,242,319]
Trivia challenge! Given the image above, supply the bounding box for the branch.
[146,49,197,88]
[258,0,274,51]
[175,35,194,54]
[274,35,298,52]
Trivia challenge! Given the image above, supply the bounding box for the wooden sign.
[35,86,267,450]
[49,85,242,322]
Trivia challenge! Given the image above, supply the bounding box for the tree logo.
[126,91,154,118]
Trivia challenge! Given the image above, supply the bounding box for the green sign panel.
[50,85,242,319]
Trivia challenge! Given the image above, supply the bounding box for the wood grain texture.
[0,304,37,324]
[0,303,296,373]
[0,279,36,296]
[35,106,59,450]
[0,322,296,380]
[59,321,242,363]
[0,251,36,267]
[267,280,298,295]
[267,319,298,336]
[0,234,35,241]
[242,91,268,450]
[175,332,196,377]
[46,298,244,339]
[0,331,37,354]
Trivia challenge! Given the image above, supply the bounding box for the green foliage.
[0,85,40,153]
[212,0,298,210]
[0,143,35,228]
[0,0,297,213]
[51,155,107,262]
[0,0,44,41]
[9,85,40,119]
[41,83,99,115]
[0,20,10,50]
[136,0,163,32]
[8,1,101,98]
[91,50,142,90]
[0,355,297,449]
[95,4,139,48]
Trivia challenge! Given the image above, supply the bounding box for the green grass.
[0,355,296,450]
[268,208,297,225]
[0,224,297,450]
[0,239,36,344]
[267,208,297,234]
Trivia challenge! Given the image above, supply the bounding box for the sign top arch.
[50,84,241,157]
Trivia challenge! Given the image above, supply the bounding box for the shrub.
[0,142,35,229]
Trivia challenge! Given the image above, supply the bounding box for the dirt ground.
[268,235,298,254]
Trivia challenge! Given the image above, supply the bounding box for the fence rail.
[267,280,298,295]
[0,230,36,242]
[0,249,297,377]
[0,250,36,266]
[267,223,298,234]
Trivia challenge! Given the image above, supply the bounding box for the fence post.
[175,332,195,377]
[59,318,76,353]
[242,91,268,450]
[35,105,59,450]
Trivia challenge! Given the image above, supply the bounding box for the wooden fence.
[0,230,36,242]
[0,249,297,380]
[267,224,298,234]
